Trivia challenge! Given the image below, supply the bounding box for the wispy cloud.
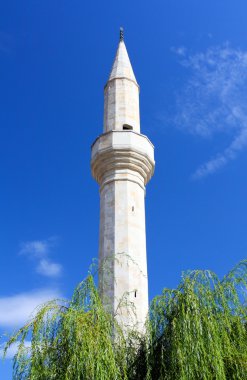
[171,46,187,56]
[19,239,51,258]
[0,289,61,328]
[36,259,62,277]
[172,43,247,179]
[20,237,62,277]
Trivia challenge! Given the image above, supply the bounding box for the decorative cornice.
[91,147,154,187]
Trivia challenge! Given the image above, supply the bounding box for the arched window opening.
[123,124,133,130]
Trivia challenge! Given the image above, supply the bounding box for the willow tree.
[4,260,247,379]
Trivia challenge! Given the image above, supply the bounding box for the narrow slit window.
[134,290,137,298]
[123,124,133,130]
[132,206,134,212]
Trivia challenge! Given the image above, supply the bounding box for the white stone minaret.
[91,29,155,332]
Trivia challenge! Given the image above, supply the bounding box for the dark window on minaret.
[134,290,137,298]
[123,124,133,130]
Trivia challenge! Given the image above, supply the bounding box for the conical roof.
[108,40,137,83]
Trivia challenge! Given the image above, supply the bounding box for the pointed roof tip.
[108,29,137,84]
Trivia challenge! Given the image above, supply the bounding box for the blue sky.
[1,0,247,377]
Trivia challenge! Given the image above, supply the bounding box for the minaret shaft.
[99,178,148,328]
[91,35,154,332]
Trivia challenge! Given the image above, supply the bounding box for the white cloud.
[172,44,247,178]
[36,259,62,277]
[19,240,50,258]
[20,237,62,278]
[0,341,31,360]
[171,46,187,56]
[0,289,61,328]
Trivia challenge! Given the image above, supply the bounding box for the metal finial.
[120,27,124,41]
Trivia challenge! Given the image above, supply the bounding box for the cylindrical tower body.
[91,37,155,332]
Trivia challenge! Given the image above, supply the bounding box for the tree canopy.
[4,260,247,379]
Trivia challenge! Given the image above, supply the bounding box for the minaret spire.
[108,31,137,84]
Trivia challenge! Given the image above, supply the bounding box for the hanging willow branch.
[3,260,247,380]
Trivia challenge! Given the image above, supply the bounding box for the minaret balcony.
[91,130,155,190]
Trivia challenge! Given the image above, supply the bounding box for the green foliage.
[4,261,247,379]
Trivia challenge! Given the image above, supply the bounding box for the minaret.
[91,29,155,332]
